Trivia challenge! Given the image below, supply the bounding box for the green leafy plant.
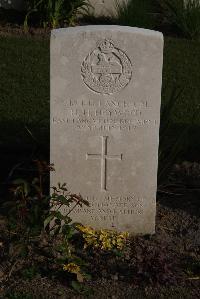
[44,183,90,283]
[2,158,130,293]
[159,0,200,39]
[5,160,53,236]
[114,0,158,29]
[24,0,91,30]
[3,162,91,288]
[44,182,89,236]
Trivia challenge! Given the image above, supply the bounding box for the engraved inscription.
[52,98,159,132]
[62,194,146,221]
[86,136,122,191]
[81,39,132,94]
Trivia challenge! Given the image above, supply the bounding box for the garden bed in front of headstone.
[0,171,199,298]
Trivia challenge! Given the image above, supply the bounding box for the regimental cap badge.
[81,39,132,95]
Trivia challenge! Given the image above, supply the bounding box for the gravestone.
[88,0,118,16]
[51,25,163,234]
[0,0,24,10]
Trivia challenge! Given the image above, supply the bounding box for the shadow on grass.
[0,120,49,190]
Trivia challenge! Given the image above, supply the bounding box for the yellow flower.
[112,238,116,245]
[101,239,112,250]
[77,224,129,251]
[119,232,129,239]
[77,224,95,235]
[63,263,80,274]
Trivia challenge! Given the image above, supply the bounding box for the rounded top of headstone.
[51,25,163,41]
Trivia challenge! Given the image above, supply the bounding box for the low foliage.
[1,158,199,296]
[4,160,52,236]
[77,224,129,251]
[2,161,90,288]
[114,0,200,40]
[2,162,130,291]
[159,0,200,40]
[114,0,158,29]
[24,0,91,29]
[44,182,91,283]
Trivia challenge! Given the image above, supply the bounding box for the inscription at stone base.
[50,26,163,234]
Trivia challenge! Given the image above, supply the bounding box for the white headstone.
[0,0,24,10]
[88,0,118,16]
[50,25,163,234]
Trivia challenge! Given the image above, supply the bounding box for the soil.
[0,164,200,298]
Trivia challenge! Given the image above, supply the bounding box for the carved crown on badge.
[97,39,114,54]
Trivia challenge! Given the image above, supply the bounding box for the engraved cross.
[86,136,123,191]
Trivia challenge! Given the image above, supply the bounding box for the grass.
[0,34,199,160]
[162,37,200,160]
[0,36,49,150]
[158,0,200,40]
[163,37,200,125]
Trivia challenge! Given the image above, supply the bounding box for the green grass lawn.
[0,35,199,159]
[0,36,49,152]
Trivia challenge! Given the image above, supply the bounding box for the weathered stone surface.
[88,0,118,16]
[0,0,24,10]
[50,25,163,234]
